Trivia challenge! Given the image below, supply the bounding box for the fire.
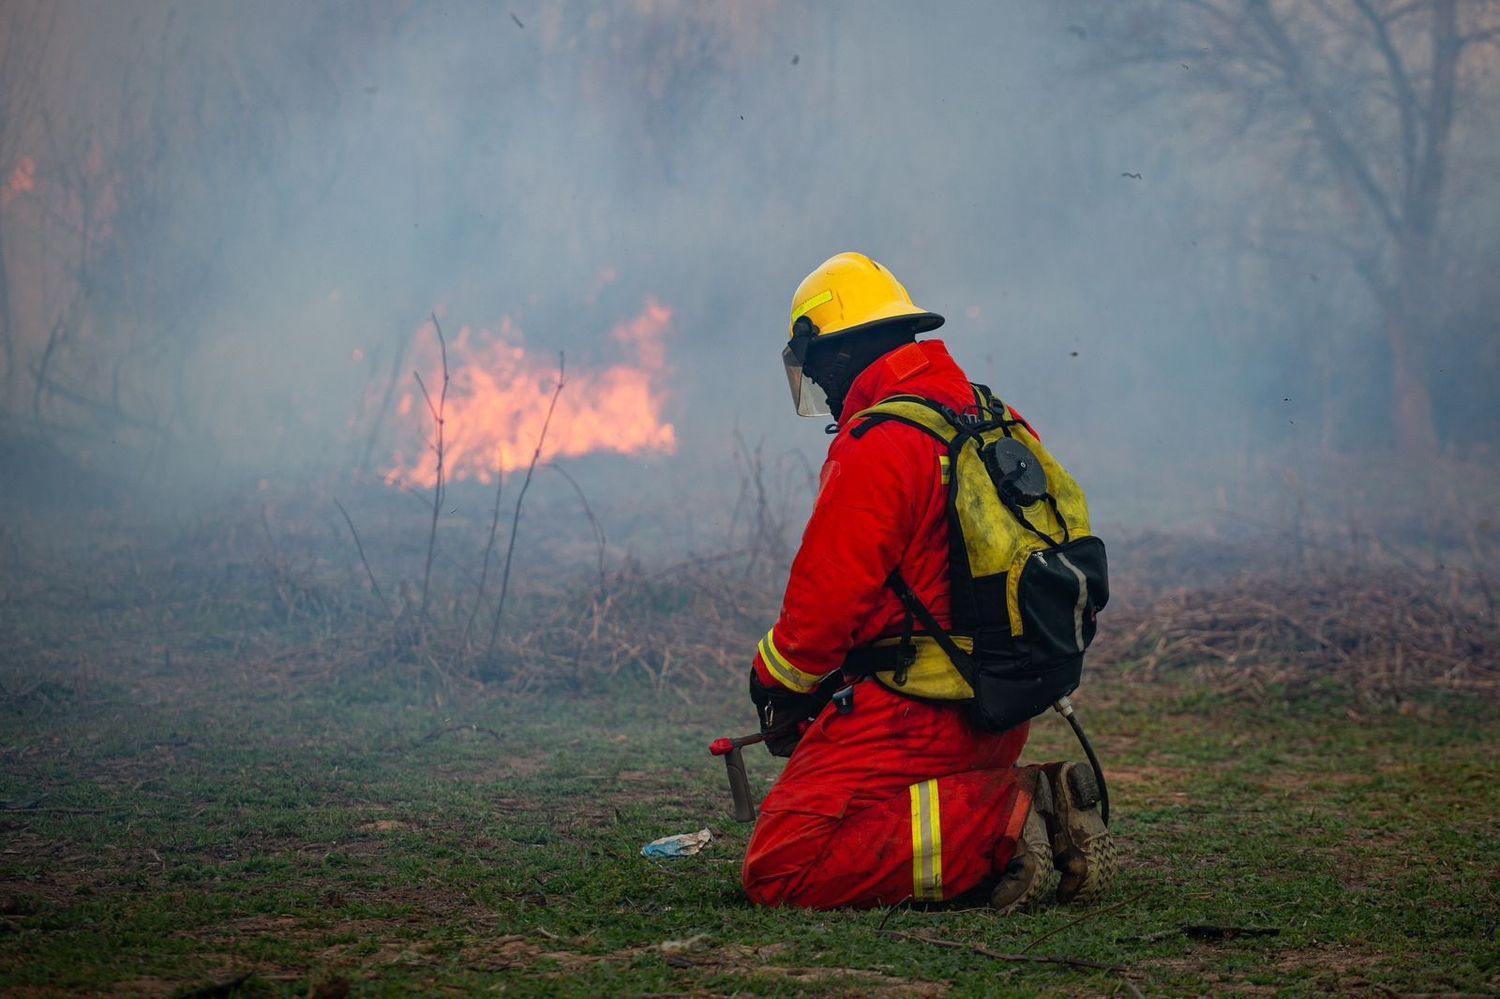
[384,298,677,488]
[1,156,35,208]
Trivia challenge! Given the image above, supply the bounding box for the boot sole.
[1047,762,1117,906]
[990,772,1054,915]
[991,811,1052,914]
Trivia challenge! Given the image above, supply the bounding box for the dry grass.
[486,553,779,695]
[3,462,1496,714]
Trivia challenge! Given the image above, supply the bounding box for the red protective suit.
[744,339,1039,908]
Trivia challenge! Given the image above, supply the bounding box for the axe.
[708,732,764,822]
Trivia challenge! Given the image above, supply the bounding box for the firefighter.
[743,252,1115,910]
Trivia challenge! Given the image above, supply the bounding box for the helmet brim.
[807,309,945,349]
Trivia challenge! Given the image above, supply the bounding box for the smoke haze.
[2,0,1497,537]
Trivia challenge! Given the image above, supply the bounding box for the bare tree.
[1081,0,1500,455]
[0,2,58,412]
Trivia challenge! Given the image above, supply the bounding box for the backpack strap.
[885,569,976,682]
[847,395,960,443]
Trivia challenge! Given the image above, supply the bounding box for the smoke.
[1,0,1496,532]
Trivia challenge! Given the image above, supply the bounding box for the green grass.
[1,670,1496,997]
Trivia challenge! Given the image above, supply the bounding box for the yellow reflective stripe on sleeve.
[790,289,833,325]
[908,778,944,901]
[938,454,951,486]
[757,629,822,693]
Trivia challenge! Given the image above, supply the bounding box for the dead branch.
[416,312,449,646]
[486,352,566,659]
[358,322,417,472]
[333,497,390,616]
[464,468,505,649]
[549,463,608,594]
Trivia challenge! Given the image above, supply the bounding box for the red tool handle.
[709,732,765,756]
[710,732,765,822]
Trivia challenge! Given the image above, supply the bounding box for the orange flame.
[1,156,35,208]
[385,298,677,488]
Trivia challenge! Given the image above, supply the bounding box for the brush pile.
[1097,562,1499,705]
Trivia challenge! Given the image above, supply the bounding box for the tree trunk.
[1385,305,1439,458]
[1385,0,1459,459]
[0,229,14,410]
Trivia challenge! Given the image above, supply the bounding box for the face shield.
[782,318,830,417]
[782,344,831,417]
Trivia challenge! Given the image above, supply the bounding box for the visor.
[782,341,831,417]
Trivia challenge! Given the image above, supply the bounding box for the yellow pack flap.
[867,634,975,700]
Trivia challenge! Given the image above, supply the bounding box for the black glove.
[749,668,835,758]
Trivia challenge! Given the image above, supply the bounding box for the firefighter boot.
[1040,762,1117,905]
[989,770,1055,914]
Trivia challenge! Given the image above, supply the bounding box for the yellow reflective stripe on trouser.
[757,629,821,693]
[908,779,944,901]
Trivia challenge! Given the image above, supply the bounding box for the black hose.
[1061,706,1110,826]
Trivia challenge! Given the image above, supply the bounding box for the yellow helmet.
[782,252,944,417]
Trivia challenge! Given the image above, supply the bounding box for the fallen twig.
[1181,924,1280,941]
[881,928,1129,972]
[172,971,254,999]
[1021,890,1144,953]
[1117,924,1280,943]
[415,723,504,746]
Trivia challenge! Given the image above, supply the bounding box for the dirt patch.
[737,963,949,995]
[82,977,184,998]
[1143,941,1388,995]
[431,752,551,782]
[456,933,949,994]
[462,934,607,973]
[356,819,413,833]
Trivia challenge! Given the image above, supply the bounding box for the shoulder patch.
[884,342,929,381]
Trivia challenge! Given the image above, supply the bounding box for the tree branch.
[1351,0,1422,196]
[1411,0,1461,247]
[1247,0,1404,237]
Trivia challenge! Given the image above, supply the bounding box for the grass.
[2,665,1496,998]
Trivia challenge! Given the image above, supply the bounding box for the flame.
[1,156,35,208]
[384,298,677,488]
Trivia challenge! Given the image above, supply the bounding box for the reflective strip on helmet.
[908,778,944,901]
[757,629,822,693]
[790,289,833,326]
